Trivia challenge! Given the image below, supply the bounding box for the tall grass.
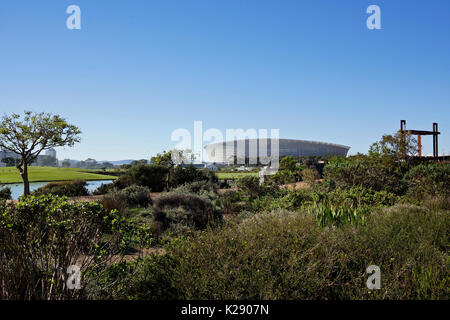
[117,205,449,300]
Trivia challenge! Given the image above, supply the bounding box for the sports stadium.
[204,139,350,164]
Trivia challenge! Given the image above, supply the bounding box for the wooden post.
[417,134,422,157]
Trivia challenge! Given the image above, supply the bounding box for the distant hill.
[60,159,149,167]
[99,160,139,166]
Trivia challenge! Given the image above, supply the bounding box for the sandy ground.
[280,181,311,190]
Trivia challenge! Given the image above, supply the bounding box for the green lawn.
[216,171,258,180]
[0,167,117,184]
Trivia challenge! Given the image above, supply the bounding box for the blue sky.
[0,0,449,161]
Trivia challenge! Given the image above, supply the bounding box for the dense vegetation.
[32,179,90,197]
[0,136,449,300]
[121,206,448,299]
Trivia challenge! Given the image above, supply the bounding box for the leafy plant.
[305,202,370,227]
[0,195,133,299]
[404,163,450,200]
[0,186,11,200]
[152,192,222,235]
[32,179,89,197]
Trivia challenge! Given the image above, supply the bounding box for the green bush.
[100,185,151,212]
[152,192,222,235]
[217,190,248,215]
[32,179,89,197]
[236,175,264,199]
[126,164,169,192]
[169,166,218,189]
[0,187,11,200]
[321,186,398,208]
[113,175,135,190]
[323,157,406,195]
[0,195,131,299]
[100,191,128,213]
[301,167,320,183]
[119,185,152,207]
[268,170,296,185]
[404,163,450,199]
[171,180,218,202]
[122,206,449,299]
[93,182,115,195]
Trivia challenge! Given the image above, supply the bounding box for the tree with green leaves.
[0,111,81,196]
[151,149,195,189]
[369,131,418,167]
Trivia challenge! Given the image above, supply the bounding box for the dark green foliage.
[152,192,222,235]
[169,166,218,189]
[126,164,169,192]
[93,182,115,195]
[32,179,89,197]
[122,206,449,299]
[100,185,152,212]
[235,175,265,199]
[0,195,130,299]
[313,186,399,208]
[113,175,135,190]
[323,157,406,195]
[269,169,296,184]
[279,156,299,171]
[404,163,450,199]
[0,187,11,200]
[217,190,248,215]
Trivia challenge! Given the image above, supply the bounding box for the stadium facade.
[204,139,350,164]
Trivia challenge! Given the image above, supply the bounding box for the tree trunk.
[19,160,30,196]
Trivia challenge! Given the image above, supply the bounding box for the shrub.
[404,163,450,200]
[0,195,131,299]
[301,167,320,183]
[171,180,218,203]
[100,185,152,212]
[100,192,128,213]
[0,187,11,200]
[152,192,222,234]
[323,157,406,195]
[169,166,218,189]
[113,175,135,190]
[126,164,169,192]
[122,206,449,299]
[119,185,152,208]
[32,179,89,197]
[236,175,263,199]
[93,182,115,195]
[323,186,398,208]
[268,170,296,185]
[217,190,247,215]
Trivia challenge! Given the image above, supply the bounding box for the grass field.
[216,171,258,180]
[0,167,117,184]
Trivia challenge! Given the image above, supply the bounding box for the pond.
[2,180,114,200]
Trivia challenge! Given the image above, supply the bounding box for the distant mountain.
[60,159,149,167]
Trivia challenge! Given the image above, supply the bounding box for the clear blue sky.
[1,0,449,161]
